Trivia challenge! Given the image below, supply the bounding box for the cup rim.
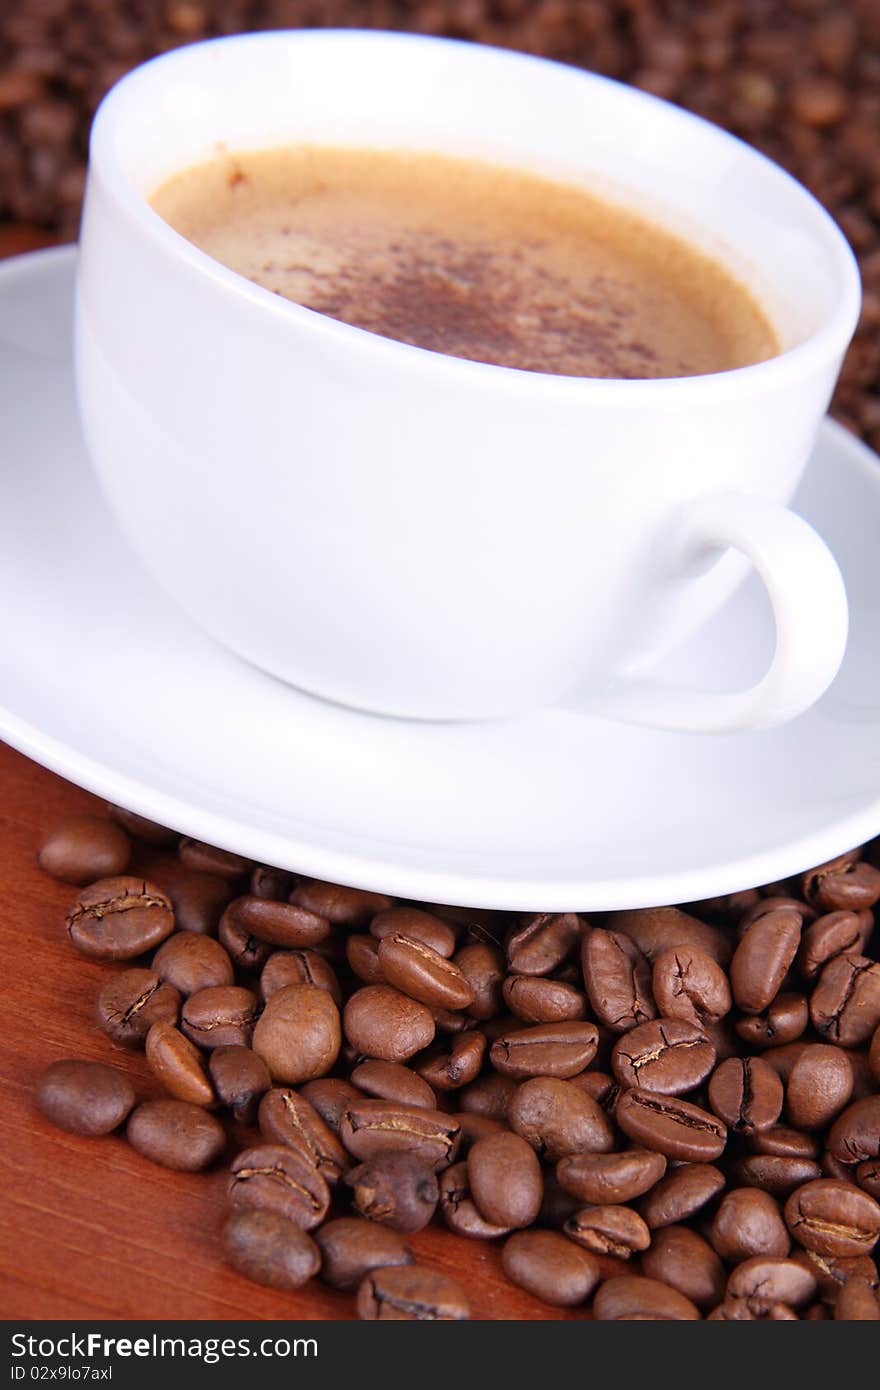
[87,27,862,399]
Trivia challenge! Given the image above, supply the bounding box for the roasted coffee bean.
[752,1125,820,1159]
[97,968,181,1047]
[290,880,392,927]
[458,1073,519,1119]
[735,992,809,1047]
[706,1300,758,1320]
[730,907,802,1014]
[616,1089,727,1161]
[438,1162,512,1239]
[504,913,581,976]
[315,1217,413,1290]
[208,1045,270,1123]
[835,1277,880,1319]
[642,1225,725,1309]
[786,1044,854,1130]
[222,1208,319,1290]
[489,1021,598,1079]
[259,948,341,1004]
[346,1152,439,1233]
[803,855,880,912]
[346,934,385,985]
[127,1099,224,1171]
[454,942,505,1019]
[415,1031,486,1091]
[564,1205,650,1259]
[851,1051,878,1101]
[581,928,655,1032]
[501,1230,599,1306]
[135,856,232,936]
[707,1056,783,1133]
[217,914,272,972]
[610,906,731,966]
[792,1248,879,1300]
[38,815,130,884]
[356,1265,469,1320]
[726,1256,818,1309]
[651,946,731,1027]
[856,1160,880,1199]
[870,1026,880,1084]
[252,984,340,1083]
[223,896,330,951]
[377,934,474,1010]
[502,974,587,1023]
[785,1179,880,1257]
[228,1143,330,1230]
[739,896,812,932]
[427,1005,474,1036]
[152,931,234,995]
[762,1043,810,1083]
[710,1188,790,1261]
[731,1154,823,1196]
[343,985,435,1063]
[145,1021,214,1105]
[477,1012,518,1044]
[639,1163,726,1229]
[799,910,872,980]
[570,1071,618,1107]
[350,1059,436,1110]
[37,1059,135,1136]
[556,1149,667,1205]
[370,907,456,957]
[258,1087,348,1182]
[811,954,880,1045]
[611,1018,715,1095]
[339,1100,460,1170]
[452,1112,506,1153]
[66,877,175,960]
[299,1077,363,1135]
[593,1275,700,1321]
[823,1151,855,1182]
[181,985,259,1050]
[725,1299,802,1320]
[109,806,177,847]
[802,852,860,901]
[169,876,236,941]
[468,1132,543,1229]
[507,1076,614,1161]
[178,839,251,880]
[250,865,296,900]
[540,960,580,986]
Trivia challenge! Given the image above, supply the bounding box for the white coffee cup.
[75,29,860,732]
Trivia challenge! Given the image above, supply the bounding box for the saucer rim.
[1,245,878,910]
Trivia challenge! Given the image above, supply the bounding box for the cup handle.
[590,493,848,733]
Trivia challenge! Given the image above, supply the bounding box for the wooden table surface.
[0,223,573,1320]
[0,746,581,1323]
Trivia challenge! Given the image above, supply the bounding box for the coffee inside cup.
[151,144,778,380]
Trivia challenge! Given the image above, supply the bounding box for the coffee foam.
[152,145,778,379]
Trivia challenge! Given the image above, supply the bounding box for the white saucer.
[2,247,879,910]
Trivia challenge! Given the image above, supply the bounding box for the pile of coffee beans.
[2,1,880,449]
[34,807,880,1318]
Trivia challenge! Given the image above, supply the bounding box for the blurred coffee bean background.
[1,0,878,445]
